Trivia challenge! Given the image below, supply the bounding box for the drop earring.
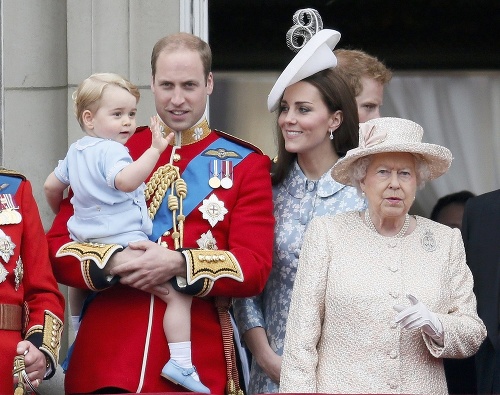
[329,128,334,140]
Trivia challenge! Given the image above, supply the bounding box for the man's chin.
[166,118,192,132]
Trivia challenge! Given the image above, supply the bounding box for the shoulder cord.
[13,355,40,395]
[145,162,186,250]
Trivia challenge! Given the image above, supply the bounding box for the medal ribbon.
[150,137,252,241]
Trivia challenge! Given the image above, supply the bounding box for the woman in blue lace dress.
[233,9,366,393]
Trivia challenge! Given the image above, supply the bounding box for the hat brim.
[332,143,453,186]
[267,29,341,112]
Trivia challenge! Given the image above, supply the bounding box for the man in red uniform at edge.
[46,32,274,394]
[0,168,64,394]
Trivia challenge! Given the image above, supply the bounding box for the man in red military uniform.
[46,32,274,394]
[0,168,64,394]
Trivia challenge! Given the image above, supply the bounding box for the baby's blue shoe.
[161,360,210,393]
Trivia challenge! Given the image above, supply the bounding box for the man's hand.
[14,341,47,388]
[109,240,186,293]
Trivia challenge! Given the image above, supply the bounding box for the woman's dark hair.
[271,68,359,186]
[430,190,476,221]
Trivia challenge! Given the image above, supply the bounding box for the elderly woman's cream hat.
[332,117,453,185]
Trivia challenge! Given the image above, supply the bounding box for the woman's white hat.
[332,117,453,185]
[267,9,341,112]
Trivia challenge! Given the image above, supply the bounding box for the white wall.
[0,0,181,230]
[0,1,185,393]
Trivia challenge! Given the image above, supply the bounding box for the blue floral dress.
[233,160,366,394]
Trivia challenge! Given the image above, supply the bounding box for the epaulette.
[0,167,26,180]
[213,129,264,155]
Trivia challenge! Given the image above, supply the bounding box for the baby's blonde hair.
[73,72,140,129]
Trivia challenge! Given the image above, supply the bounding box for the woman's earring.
[329,128,334,140]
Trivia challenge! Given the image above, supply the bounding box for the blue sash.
[0,175,22,195]
[150,137,252,241]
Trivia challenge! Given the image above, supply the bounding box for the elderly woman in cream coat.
[279,117,486,395]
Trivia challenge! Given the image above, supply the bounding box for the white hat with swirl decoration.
[267,8,341,112]
[332,117,453,185]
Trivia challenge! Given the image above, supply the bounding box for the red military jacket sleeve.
[1,174,64,377]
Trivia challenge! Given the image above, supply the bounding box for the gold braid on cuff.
[56,241,123,270]
[40,310,63,366]
[182,249,244,286]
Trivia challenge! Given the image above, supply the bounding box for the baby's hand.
[150,116,173,153]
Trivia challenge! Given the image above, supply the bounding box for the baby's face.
[86,85,138,144]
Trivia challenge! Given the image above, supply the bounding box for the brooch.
[421,229,437,252]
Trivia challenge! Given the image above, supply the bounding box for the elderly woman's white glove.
[394,294,444,346]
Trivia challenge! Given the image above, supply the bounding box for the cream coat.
[280,212,486,394]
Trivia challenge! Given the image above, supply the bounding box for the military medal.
[14,257,23,290]
[0,262,7,283]
[199,194,228,227]
[0,229,15,263]
[197,230,218,250]
[220,161,233,189]
[0,194,22,225]
[208,160,221,189]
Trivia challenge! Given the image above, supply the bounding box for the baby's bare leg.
[157,282,209,392]
[155,282,192,343]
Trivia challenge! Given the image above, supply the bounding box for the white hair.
[348,154,431,196]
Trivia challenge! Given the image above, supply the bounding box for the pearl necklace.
[364,211,410,238]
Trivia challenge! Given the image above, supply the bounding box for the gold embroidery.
[82,259,98,291]
[183,249,244,285]
[202,148,241,159]
[0,167,25,180]
[158,118,211,146]
[56,242,123,270]
[40,310,63,365]
[193,278,213,297]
